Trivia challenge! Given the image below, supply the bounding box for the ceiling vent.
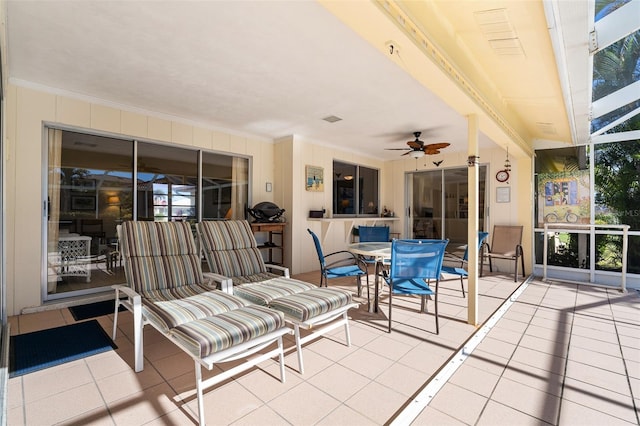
[536,122,558,135]
[474,9,525,57]
[322,115,343,123]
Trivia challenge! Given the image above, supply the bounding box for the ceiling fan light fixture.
[409,150,425,159]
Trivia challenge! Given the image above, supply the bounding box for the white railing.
[542,223,630,292]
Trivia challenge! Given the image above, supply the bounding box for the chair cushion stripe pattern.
[268,288,353,322]
[142,286,251,332]
[197,221,268,278]
[122,221,204,294]
[233,277,318,306]
[170,305,285,358]
[231,272,281,285]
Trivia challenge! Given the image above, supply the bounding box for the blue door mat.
[9,319,117,377]
[69,300,124,321]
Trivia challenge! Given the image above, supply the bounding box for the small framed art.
[305,165,324,192]
[496,186,511,203]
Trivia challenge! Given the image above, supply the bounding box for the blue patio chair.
[382,239,448,334]
[307,229,369,301]
[357,225,391,274]
[441,231,489,298]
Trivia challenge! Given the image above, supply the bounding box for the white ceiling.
[5,1,588,160]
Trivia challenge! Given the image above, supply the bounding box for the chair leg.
[195,361,206,426]
[133,301,144,373]
[112,296,120,340]
[278,336,286,382]
[387,291,393,333]
[294,324,304,374]
[435,286,439,335]
[357,275,362,297]
[460,277,466,298]
[343,311,352,347]
[514,257,518,282]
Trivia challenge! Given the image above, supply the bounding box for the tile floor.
[6,272,640,425]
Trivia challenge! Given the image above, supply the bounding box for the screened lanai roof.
[590,0,640,144]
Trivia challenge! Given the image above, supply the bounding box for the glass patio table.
[348,242,391,313]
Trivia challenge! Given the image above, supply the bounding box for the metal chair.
[357,225,391,268]
[307,229,369,300]
[441,231,489,297]
[481,225,525,282]
[382,239,448,334]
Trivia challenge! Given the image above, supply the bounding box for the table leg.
[370,260,381,313]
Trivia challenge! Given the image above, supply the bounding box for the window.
[333,161,379,216]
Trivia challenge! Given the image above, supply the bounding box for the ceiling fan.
[385,131,450,158]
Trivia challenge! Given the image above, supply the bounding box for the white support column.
[467,114,479,326]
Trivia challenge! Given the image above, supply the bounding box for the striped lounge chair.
[112,221,292,426]
[196,220,359,373]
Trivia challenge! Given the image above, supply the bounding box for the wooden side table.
[250,222,286,265]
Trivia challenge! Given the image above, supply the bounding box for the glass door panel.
[410,170,442,239]
[46,129,133,299]
[202,152,248,220]
[136,142,198,223]
[409,167,486,245]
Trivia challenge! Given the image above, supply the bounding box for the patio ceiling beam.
[591,105,640,137]
[592,129,640,144]
[591,80,640,120]
[591,0,640,54]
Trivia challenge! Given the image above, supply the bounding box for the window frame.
[332,160,380,217]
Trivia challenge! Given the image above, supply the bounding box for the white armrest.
[112,284,141,305]
[265,264,290,278]
[203,272,233,294]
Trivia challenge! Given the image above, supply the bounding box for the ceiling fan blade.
[401,151,412,156]
[385,148,411,151]
[424,149,441,155]
[407,141,423,149]
[425,142,450,150]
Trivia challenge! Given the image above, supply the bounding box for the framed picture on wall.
[305,165,324,192]
[71,195,96,210]
[496,186,511,203]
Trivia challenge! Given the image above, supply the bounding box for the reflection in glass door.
[408,167,486,246]
[46,129,133,299]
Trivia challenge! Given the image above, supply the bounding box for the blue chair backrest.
[358,226,390,242]
[307,229,326,268]
[389,239,449,281]
[462,231,490,261]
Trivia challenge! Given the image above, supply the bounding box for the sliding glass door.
[45,128,250,300]
[408,166,487,246]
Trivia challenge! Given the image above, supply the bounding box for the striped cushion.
[268,288,353,322]
[121,221,204,294]
[197,220,268,278]
[142,287,251,332]
[231,272,281,285]
[169,305,285,358]
[233,277,318,306]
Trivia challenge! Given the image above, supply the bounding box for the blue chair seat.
[326,265,365,278]
[441,266,468,277]
[387,278,435,295]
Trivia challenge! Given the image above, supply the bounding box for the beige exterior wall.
[4,83,532,315]
[4,84,282,315]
